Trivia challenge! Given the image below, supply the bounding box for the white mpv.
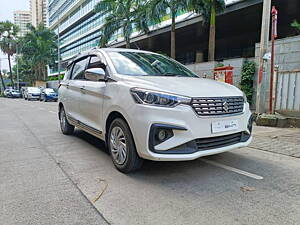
[58,48,253,173]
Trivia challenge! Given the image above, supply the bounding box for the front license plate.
[211,120,239,134]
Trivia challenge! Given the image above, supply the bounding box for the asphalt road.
[1,98,300,225]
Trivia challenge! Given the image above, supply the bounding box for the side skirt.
[67,114,104,140]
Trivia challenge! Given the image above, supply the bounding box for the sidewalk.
[250,125,300,158]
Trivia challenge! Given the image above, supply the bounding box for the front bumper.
[128,103,253,161]
[46,95,58,101]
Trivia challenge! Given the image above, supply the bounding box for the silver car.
[24,87,41,100]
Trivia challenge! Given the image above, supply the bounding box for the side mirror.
[85,68,106,81]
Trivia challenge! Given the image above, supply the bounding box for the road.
[1,98,300,225]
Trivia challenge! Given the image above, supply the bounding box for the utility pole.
[269,6,278,114]
[256,0,272,114]
[16,45,19,90]
[57,15,61,85]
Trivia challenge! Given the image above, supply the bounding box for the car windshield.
[28,87,40,92]
[45,89,55,94]
[107,51,198,77]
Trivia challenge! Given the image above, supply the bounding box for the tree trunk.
[7,54,14,87]
[0,70,6,92]
[171,12,176,59]
[126,40,130,49]
[208,0,216,61]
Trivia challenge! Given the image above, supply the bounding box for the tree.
[20,24,57,82]
[94,0,149,48]
[291,20,300,34]
[188,0,225,61]
[0,69,6,91]
[0,21,19,87]
[149,0,190,59]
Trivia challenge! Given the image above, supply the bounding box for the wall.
[47,80,59,90]
[186,57,254,87]
[254,35,300,112]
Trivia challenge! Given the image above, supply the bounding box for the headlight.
[130,88,191,107]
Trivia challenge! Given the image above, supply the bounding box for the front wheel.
[108,118,143,173]
[59,106,74,135]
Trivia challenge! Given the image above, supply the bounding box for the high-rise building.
[48,0,300,77]
[30,0,47,27]
[13,11,31,37]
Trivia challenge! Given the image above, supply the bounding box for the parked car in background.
[3,89,12,97]
[40,88,58,102]
[24,87,41,100]
[21,87,27,98]
[8,89,21,98]
[58,48,253,173]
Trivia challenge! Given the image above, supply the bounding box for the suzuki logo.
[223,101,229,112]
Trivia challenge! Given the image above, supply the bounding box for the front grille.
[195,132,243,151]
[191,96,244,116]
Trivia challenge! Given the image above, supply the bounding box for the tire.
[108,118,143,173]
[59,106,74,135]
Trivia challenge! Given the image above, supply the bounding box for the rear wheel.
[108,118,143,173]
[59,106,74,135]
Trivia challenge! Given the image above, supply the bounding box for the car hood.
[120,76,243,97]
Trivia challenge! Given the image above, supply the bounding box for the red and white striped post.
[269,6,278,114]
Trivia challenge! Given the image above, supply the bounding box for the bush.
[241,60,256,105]
[48,74,64,81]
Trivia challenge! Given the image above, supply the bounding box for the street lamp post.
[57,15,61,84]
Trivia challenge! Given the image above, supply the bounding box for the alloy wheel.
[110,126,127,165]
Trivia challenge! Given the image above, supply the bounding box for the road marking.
[39,107,45,110]
[49,111,56,114]
[200,159,264,180]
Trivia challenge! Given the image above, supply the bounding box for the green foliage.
[48,74,64,81]
[291,20,300,34]
[241,60,256,105]
[187,0,225,23]
[94,0,149,48]
[0,21,20,86]
[19,23,57,82]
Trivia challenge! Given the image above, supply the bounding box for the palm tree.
[188,0,225,61]
[20,24,57,82]
[0,21,19,87]
[149,0,190,59]
[94,0,149,48]
[0,69,6,91]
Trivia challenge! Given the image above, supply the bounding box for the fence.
[275,70,300,115]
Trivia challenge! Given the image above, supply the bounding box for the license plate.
[211,120,239,134]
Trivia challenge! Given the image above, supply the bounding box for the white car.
[58,48,253,173]
[24,87,41,100]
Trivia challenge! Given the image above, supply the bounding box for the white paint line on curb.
[200,159,264,180]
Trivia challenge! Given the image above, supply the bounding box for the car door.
[65,56,90,122]
[79,54,108,135]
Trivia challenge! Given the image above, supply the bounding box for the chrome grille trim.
[191,96,244,116]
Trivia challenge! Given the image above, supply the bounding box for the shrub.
[241,60,256,105]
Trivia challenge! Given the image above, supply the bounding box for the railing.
[275,70,300,114]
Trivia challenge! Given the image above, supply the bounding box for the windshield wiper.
[158,73,184,77]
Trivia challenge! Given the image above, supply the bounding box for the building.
[13,11,31,37]
[31,0,47,27]
[48,0,300,77]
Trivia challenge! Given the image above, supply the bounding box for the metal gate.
[275,70,300,114]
